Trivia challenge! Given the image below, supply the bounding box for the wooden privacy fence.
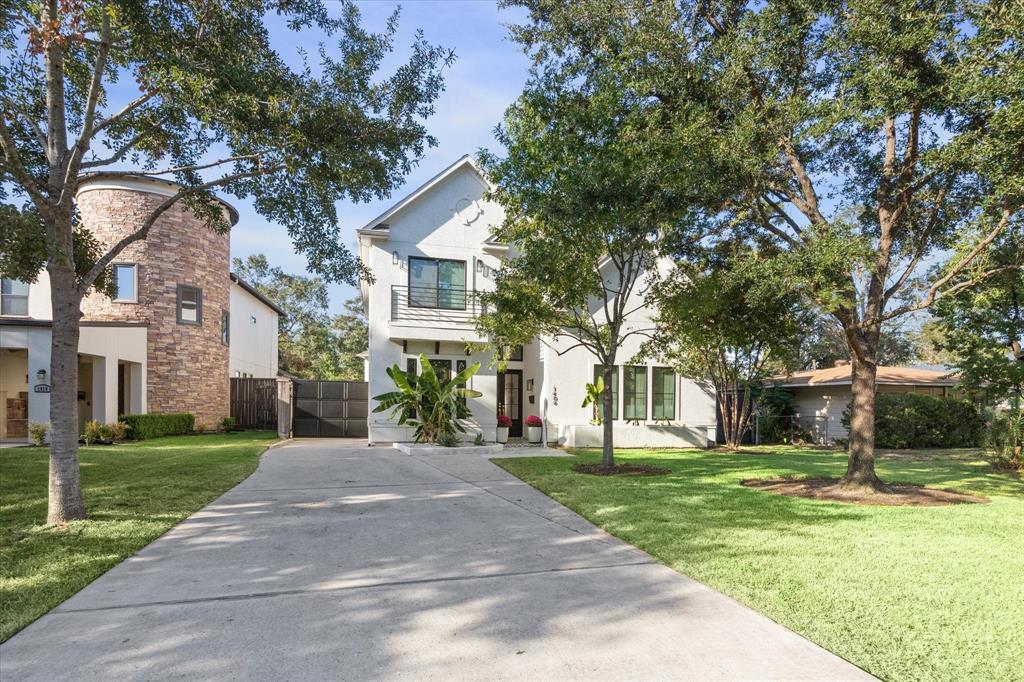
[230,378,278,430]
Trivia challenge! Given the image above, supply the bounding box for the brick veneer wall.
[77,185,231,428]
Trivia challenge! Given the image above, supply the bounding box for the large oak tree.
[1,0,451,523]
[502,0,1022,491]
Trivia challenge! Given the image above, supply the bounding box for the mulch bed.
[572,463,671,476]
[741,477,989,507]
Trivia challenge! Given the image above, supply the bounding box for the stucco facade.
[358,156,717,446]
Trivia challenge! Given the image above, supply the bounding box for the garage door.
[293,380,369,438]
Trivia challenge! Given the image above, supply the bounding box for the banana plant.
[372,354,483,443]
[581,377,605,425]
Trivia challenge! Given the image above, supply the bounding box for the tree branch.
[0,116,50,215]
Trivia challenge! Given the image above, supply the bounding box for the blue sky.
[232,1,532,311]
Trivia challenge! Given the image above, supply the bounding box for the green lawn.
[494,446,1024,682]
[0,432,277,642]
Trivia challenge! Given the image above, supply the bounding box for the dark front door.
[293,380,369,438]
[497,370,523,438]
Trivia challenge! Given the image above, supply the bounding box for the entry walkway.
[0,440,872,680]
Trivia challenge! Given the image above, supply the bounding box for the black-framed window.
[176,284,202,325]
[221,311,230,345]
[593,365,618,421]
[499,344,524,362]
[623,366,648,421]
[406,358,418,419]
[425,358,452,383]
[408,257,467,310]
[113,264,137,302]
[652,367,675,420]
[0,279,29,315]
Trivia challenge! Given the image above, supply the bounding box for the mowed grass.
[494,446,1024,682]
[0,432,277,642]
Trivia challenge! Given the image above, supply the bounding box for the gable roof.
[229,273,287,317]
[356,155,489,235]
[775,365,959,388]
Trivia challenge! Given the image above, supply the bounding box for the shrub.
[436,431,460,447]
[525,415,543,427]
[497,414,512,428]
[120,413,195,440]
[473,433,486,445]
[82,419,104,445]
[29,422,48,446]
[986,409,1023,471]
[220,416,237,432]
[841,393,984,449]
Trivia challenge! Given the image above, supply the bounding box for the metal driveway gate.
[292,380,368,438]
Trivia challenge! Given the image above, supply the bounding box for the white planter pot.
[527,425,542,444]
[496,427,509,443]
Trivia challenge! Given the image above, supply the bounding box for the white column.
[129,362,144,414]
[103,359,118,423]
[26,328,51,429]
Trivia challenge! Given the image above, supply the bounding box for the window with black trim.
[592,365,618,421]
[623,366,648,421]
[408,257,467,310]
[499,344,524,362]
[221,311,230,345]
[652,367,675,420]
[456,359,467,408]
[177,284,202,325]
[1,279,29,315]
[113,264,137,302]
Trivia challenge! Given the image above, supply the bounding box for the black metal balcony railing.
[391,286,486,325]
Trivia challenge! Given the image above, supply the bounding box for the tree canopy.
[500,0,1023,489]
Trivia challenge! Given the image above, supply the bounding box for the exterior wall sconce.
[36,368,47,383]
[392,251,400,265]
[526,378,534,391]
[476,260,483,273]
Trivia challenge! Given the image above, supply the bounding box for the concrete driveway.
[1,440,872,681]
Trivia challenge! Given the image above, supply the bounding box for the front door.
[497,370,523,438]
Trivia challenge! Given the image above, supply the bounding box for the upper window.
[113,264,137,302]
[652,367,676,420]
[1,279,29,316]
[498,344,524,362]
[623,366,648,421]
[221,311,230,345]
[409,257,467,310]
[177,284,202,325]
[592,365,619,421]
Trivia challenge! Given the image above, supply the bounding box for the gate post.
[276,377,293,440]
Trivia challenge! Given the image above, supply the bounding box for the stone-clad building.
[0,175,284,441]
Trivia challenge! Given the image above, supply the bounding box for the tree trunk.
[601,364,614,467]
[46,264,88,523]
[841,350,884,491]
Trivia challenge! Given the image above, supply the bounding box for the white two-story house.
[358,155,717,447]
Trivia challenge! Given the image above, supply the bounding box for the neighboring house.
[0,174,282,442]
[357,155,717,446]
[773,360,960,443]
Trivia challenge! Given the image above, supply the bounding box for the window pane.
[593,365,618,421]
[1,279,29,315]
[427,358,452,384]
[178,285,201,324]
[114,265,136,301]
[652,367,675,420]
[437,261,466,310]
[221,311,230,345]
[624,366,648,421]
[409,258,438,307]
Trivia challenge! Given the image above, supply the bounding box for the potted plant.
[496,414,511,443]
[525,414,543,444]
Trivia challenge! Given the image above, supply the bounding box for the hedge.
[842,393,984,449]
[120,413,195,440]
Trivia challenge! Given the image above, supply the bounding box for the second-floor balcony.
[390,285,487,329]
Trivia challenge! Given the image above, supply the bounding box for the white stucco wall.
[359,158,717,447]
[229,282,279,378]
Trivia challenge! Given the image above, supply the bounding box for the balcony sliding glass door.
[409,257,467,310]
